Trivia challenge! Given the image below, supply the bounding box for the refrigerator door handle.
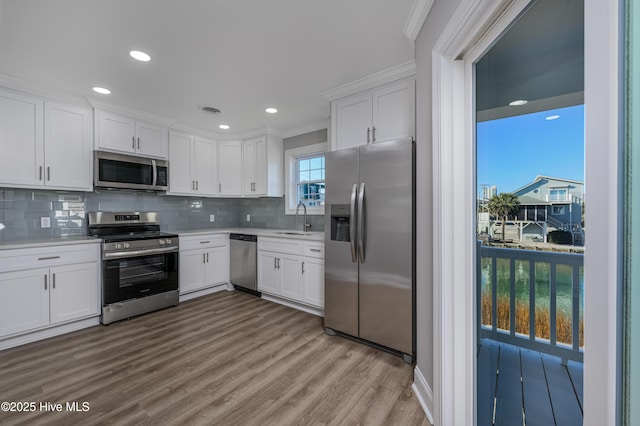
[349,183,358,263]
[357,182,366,263]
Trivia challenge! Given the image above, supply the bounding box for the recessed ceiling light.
[545,115,560,121]
[129,50,151,62]
[219,124,230,130]
[92,86,111,95]
[265,107,278,114]
[509,100,528,106]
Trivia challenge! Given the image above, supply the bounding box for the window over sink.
[284,142,327,215]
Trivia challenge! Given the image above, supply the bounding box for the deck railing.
[477,242,584,363]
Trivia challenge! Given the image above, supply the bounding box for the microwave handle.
[151,159,157,187]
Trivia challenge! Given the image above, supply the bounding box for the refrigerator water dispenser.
[330,204,350,242]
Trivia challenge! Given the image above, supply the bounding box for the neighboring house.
[480,176,585,244]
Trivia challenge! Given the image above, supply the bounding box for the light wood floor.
[0,290,429,426]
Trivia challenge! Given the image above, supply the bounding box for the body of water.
[481,258,584,317]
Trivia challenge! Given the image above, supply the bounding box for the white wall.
[414,0,463,394]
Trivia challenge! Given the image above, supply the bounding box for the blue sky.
[476,104,585,195]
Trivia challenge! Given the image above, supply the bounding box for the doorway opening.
[474,1,584,424]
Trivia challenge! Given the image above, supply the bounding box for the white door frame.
[431,0,621,425]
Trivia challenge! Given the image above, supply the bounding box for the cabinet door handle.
[38,256,60,261]
[302,261,305,274]
[44,274,48,290]
[203,253,206,263]
[39,166,43,181]
[367,127,371,144]
[372,126,376,143]
[310,249,321,252]
[200,241,210,244]
[277,258,280,269]
[137,137,141,150]
[206,252,209,262]
[192,181,194,190]
[47,166,51,181]
[52,273,56,289]
[219,183,222,192]
[132,136,136,149]
[196,181,199,191]
[274,258,277,269]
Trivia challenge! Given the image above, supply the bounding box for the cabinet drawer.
[0,243,100,273]
[258,237,303,255]
[302,242,324,258]
[179,234,228,250]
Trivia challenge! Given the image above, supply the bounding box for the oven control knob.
[159,239,166,245]
[165,239,172,245]
[123,242,131,249]
[115,243,123,249]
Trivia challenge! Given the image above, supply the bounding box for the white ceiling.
[0,0,416,138]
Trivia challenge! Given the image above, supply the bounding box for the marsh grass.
[481,293,584,347]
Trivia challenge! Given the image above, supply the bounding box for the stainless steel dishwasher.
[229,233,259,295]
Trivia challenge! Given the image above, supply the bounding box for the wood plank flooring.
[477,339,583,426]
[0,291,429,426]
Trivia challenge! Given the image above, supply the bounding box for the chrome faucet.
[296,201,311,232]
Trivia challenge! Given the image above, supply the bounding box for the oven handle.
[103,246,178,260]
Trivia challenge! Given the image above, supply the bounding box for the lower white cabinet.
[0,243,100,339]
[258,237,324,309]
[179,234,229,294]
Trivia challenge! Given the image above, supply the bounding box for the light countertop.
[0,236,101,250]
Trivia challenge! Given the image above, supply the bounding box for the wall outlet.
[209,214,215,223]
[246,214,251,222]
[40,217,51,228]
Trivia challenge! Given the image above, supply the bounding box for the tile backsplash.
[0,189,324,242]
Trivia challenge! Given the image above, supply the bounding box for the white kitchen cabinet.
[0,89,43,187]
[168,131,217,196]
[330,78,415,151]
[217,140,243,196]
[44,101,93,190]
[258,237,324,309]
[0,268,50,337]
[0,243,100,340]
[95,110,168,159]
[179,234,229,294]
[242,135,283,197]
[0,89,92,191]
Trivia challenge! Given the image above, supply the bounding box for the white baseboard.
[0,317,100,351]
[260,293,324,317]
[412,365,435,425]
[179,283,228,302]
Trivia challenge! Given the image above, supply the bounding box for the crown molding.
[87,97,176,126]
[403,0,435,43]
[282,119,329,139]
[321,60,416,102]
[0,73,90,107]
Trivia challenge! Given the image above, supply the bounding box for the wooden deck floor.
[477,339,583,426]
[0,291,428,426]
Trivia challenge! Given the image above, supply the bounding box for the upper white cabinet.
[44,101,93,191]
[168,130,217,197]
[0,88,92,191]
[242,135,283,197]
[217,140,243,196]
[330,78,415,151]
[95,110,168,159]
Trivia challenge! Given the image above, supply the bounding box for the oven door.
[103,251,178,305]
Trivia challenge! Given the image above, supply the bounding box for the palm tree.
[487,193,520,242]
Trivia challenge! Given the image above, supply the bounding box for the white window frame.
[284,142,327,215]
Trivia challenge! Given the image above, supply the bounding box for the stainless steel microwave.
[94,151,168,191]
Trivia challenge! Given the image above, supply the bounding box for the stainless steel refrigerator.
[324,138,415,363]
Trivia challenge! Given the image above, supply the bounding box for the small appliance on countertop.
[87,211,179,324]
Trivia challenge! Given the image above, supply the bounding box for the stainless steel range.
[87,212,179,324]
